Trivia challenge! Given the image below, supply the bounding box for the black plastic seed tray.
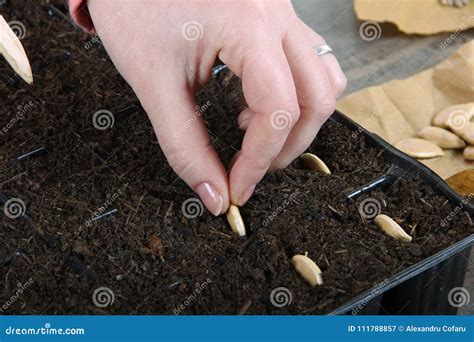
[329,111,474,315]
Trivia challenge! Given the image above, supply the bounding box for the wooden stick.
[0,15,33,84]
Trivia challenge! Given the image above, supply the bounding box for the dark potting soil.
[0,1,472,315]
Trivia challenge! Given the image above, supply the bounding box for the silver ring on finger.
[315,44,333,56]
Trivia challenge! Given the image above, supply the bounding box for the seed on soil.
[0,15,33,84]
[226,204,246,237]
[291,253,323,287]
[418,126,466,149]
[449,122,474,145]
[374,214,412,243]
[394,138,444,159]
[432,103,474,128]
[300,153,331,174]
[463,146,474,161]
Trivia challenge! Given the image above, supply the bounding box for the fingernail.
[237,184,256,206]
[195,182,223,216]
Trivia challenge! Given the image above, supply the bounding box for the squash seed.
[0,15,33,84]
[291,253,323,287]
[374,214,412,243]
[463,146,474,161]
[394,138,444,159]
[300,153,331,174]
[449,122,474,145]
[432,103,474,128]
[226,204,246,237]
[418,126,465,149]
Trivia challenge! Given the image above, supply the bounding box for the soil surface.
[0,1,472,315]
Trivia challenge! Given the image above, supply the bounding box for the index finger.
[225,43,300,206]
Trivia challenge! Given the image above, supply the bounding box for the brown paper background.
[337,40,474,179]
[354,0,474,35]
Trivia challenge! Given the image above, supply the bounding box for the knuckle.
[334,73,347,97]
[164,145,205,177]
[241,150,274,172]
[278,101,301,121]
[317,96,337,118]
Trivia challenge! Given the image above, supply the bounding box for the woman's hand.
[88,0,346,216]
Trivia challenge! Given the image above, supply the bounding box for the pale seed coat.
[374,214,412,243]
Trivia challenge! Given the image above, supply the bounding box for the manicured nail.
[195,182,223,216]
[237,184,256,206]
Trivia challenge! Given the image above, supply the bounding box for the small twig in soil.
[327,204,343,218]
[334,249,347,254]
[465,212,473,226]
[237,299,252,315]
[0,172,27,187]
[91,208,118,222]
[15,146,48,162]
[127,191,146,224]
[419,198,433,209]
[409,224,417,236]
[168,280,181,290]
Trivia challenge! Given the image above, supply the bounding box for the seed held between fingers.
[291,253,323,287]
[374,214,412,243]
[300,153,331,174]
[226,204,246,237]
